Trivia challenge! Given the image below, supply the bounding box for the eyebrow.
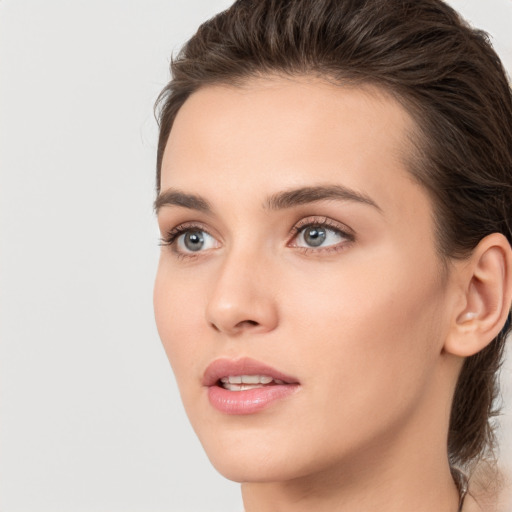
[154,185,381,214]
[265,185,382,212]
[154,190,212,214]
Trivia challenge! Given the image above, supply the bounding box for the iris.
[184,230,205,251]
[303,226,327,247]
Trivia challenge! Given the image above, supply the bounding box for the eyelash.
[159,217,355,257]
[159,221,211,257]
[288,216,355,254]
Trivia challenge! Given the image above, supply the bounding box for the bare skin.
[154,76,512,512]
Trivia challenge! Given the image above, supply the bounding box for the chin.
[195,424,344,485]
[198,435,281,482]
[192,424,304,483]
[206,451,309,484]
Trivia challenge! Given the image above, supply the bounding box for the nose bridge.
[205,241,278,335]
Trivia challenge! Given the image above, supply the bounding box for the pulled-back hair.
[155,0,512,470]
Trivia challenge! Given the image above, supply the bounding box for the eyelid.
[160,221,220,251]
[287,216,355,251]
[288,216,355,239]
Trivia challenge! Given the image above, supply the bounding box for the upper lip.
[202,357,299,387]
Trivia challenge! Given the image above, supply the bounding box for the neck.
[242,365,461,512]
[242,443,462,512]
[242,453,460,512]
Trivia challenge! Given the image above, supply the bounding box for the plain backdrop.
[1,1,511,511]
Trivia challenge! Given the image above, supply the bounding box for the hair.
[155,0,512,471]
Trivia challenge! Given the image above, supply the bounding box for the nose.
[205,249,279,336]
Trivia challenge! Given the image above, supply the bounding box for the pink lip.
[203,357,300,415]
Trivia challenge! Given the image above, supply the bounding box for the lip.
[203,357,300,415]
[202,357,299,386]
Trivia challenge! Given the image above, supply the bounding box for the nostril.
[236,319,259,328]
[208,318,261,334]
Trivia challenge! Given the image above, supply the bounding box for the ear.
[444,233,512,357]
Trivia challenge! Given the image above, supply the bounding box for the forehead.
[160,76,427,222]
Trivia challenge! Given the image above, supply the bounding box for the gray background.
[1,1,511,510]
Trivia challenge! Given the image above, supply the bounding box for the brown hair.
[155,0,512,470]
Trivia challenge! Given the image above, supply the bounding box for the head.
[154,0,512,478]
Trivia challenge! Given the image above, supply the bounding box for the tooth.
[220,377,229,383]
[239,375,275,384]
[241,375,260,384]
[274,379,284,385]
[228,376,242,384]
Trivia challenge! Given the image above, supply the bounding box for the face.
[154,77,455,483]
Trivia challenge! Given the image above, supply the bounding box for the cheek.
[281,252,447,416]
[254,260,447,478]
[153,261,207,381]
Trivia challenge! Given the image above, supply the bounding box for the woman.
[153,0,512,510]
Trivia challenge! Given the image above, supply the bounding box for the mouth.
[203,357,300,415]
[218,374,287,391]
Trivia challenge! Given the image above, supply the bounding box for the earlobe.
[445,233,512,358]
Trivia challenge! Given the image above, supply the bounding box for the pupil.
[305,226,326,247]
[184,231,204,251]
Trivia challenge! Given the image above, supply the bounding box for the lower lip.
[207,384,299,415]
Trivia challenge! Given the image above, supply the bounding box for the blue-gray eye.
[303,226,326,247]
[175,229,218,253]
[295,224,346,248]
[183,230,205,251]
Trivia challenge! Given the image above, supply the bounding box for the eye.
[290,218,354,251]
[295,225,345,248]
[161,224,219,255]
[176,229,218,253]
